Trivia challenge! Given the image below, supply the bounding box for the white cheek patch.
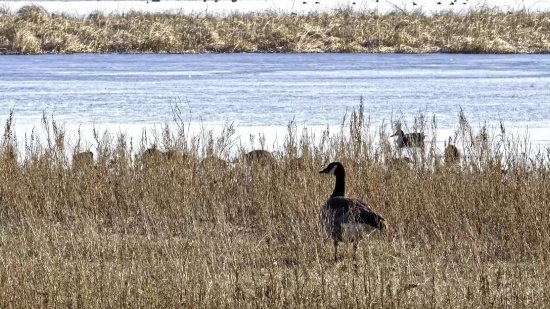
[328,165,338,175]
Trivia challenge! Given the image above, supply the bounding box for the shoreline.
[4,115,549,162]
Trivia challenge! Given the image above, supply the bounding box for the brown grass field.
[1,104,550,308]
[0,4,549,54]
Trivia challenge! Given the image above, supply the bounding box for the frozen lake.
[1,0,549,17]
[1,53,549,154]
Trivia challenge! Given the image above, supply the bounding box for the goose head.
[390,129,405,138]
[319,162,346,178]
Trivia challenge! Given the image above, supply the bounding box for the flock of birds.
[415,0,470,5]
[72,127,460,262]
[190,0,471,6]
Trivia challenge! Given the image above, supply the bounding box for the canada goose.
[200,156,229,169]
[142,147,166,159]
[72,151,94,168]
[320,162,387,261]
[140,147,184,166]
[390,129,425,148]
[243,150,276,165]
[444,144,460,165]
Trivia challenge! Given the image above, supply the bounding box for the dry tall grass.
[0,4,549,54]
[2,105,550,307]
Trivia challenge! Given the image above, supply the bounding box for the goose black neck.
[331,174,346,197]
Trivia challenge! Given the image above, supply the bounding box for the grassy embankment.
[0,4,549,54]
[1,105,550,308]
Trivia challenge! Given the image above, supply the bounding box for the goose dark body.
[320,162,387,260]
[325,197,386,231]
[391,129,425,148]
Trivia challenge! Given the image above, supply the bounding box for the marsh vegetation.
[1,104,550,307]
[0,4,549,54]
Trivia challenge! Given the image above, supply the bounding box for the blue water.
[1,54,550,139]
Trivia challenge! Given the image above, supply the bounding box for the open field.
[0,4,549,54]
[1,105,550,307]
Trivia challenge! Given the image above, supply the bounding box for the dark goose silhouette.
[72,151,94,168]
[390,129,425,148]
[319,162,387,261]
[444,144,460,165]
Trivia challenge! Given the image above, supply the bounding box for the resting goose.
[72,151,94,168]
[319,162,387,261]
[444,143,460,165]
[390,129,425,148]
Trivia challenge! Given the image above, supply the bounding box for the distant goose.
[444,143,460,165]
[142,147,174,160]
[72,151,94,168]
[140,147,184,167]
[390,129,425,148]
[242,149,275,165]
[320,162,387,261]
[200,155,229,169]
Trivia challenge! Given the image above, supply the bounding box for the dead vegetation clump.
[1,104,550,307]
[0,5,549,54]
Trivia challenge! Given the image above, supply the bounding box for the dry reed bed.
[1,107,550,308]
[0,4,549,54]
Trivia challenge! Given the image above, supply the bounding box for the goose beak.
[390,133,397,137]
